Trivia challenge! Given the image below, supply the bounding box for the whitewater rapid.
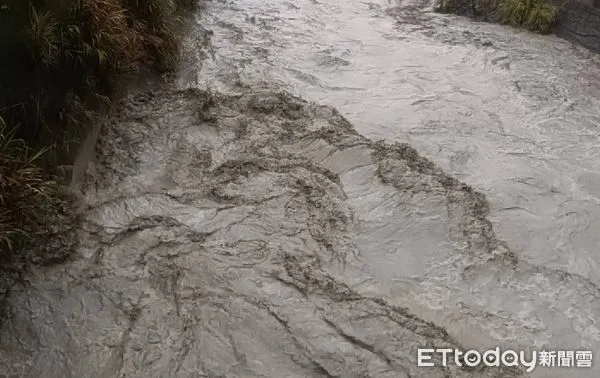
[1,0,600,377]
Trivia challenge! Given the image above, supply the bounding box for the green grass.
[500,0,559,33]
[0,0,198,259]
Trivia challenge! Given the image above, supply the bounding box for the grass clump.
[500,0,559,33]
[0,117,57,258]
[0,0,198,260]
[1,0,197,145]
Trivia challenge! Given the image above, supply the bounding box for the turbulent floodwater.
[2,0,600,377]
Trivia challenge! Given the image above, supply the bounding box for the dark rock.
[552,0,600,53]
[437,0,501,22]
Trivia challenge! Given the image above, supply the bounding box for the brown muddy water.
[2,0,600,377]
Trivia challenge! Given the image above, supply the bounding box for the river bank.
[436,0,600,53]
[0,0,202,339]
[0,0,201,283]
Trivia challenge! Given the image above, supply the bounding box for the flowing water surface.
[2,0,600,377]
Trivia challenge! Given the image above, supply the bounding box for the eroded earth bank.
[2,0,600,377]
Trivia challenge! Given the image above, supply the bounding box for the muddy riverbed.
[1,0,600,377]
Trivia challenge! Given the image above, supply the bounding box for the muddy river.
[1,0,600,377]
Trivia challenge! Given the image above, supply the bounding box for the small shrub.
[500,0,558,33]
[124,0,187,71]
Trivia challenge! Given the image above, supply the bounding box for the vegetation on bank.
[0,116,57,258]
[0,0,197,259]
[500,0,559,34]
[436,0,559,35]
